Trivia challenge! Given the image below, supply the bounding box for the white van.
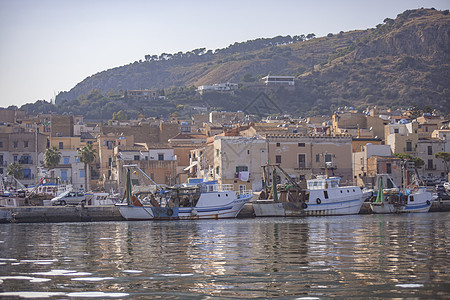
[51,191,87,206]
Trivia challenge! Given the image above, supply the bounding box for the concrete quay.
[0,206,124,223]
[0,201,448,223]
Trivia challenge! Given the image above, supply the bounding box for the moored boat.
[253,175,367,217]
[116,166,252,220]
[369,174,435,214]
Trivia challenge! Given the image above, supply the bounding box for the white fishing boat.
[253,175,367,217]
[116,166,252,220]
[370,174,435,214]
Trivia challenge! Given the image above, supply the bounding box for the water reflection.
[0,213,449,298]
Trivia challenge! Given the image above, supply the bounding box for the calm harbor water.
[0,213,449,299]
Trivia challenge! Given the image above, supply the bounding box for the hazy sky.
[0,0,448,108]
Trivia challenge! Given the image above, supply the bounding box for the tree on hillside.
[78,144,97,192]
[112,110,129,121]
[44,147,61,181]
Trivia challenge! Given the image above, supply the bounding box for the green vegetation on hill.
[17,8,450,119]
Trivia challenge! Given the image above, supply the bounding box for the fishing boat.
[115,165,253,220]
[369,174,435,213]
[252,165,369,217]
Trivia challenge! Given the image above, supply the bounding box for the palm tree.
[6,162,23,188]
[44,146,61,181]
[78,143,97,192]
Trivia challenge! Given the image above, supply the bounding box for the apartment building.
[265,134,354,185]
[385,122,419,155]
[211,136,267,192]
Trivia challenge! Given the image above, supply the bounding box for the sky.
[0,0,448,109]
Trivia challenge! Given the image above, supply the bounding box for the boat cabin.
[307,176,340,190]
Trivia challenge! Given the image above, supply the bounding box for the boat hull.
[370,191,434,214]
[116,194,252,221]
[253,196,365,217]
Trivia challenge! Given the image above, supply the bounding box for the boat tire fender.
[413,186,419,192]
[426,200,431,206]
[167,208,174,216]
[301,202,308,209]
[316,198,321,204]
[191,209,197,216]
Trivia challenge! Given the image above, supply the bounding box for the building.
[265,134,354,185]
[112,144,178,193]
[417,138,447,180]
[197,82,238,95]
[211,136,267,192]
[385,122,419,156]
[352,144,399,187]
[5,132,48,186]
[261,75,295,86]
[209,111,245,125]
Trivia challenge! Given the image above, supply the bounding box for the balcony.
[294,167,312,171]
[425,165,436,170]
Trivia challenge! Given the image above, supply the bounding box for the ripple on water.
[71,277,115,282]
[32,270,92,276]
[0,292,66,298]
[0,276,51,283]
[122,270,143,273]
[396,283,424,288]
[66,292,130,298]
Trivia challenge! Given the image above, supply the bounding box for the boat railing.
[237,189,253,197]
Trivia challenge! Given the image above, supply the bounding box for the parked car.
[437,190,450,201]
[51,191,87,206]
[436,184,446,192]
[443,182,450,192]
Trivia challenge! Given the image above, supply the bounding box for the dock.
[0,201,449,223]
[0,206,123,223]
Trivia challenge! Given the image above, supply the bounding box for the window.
[158,154,164,161]
[394,129,399,133]
[216,149,220,157]
[298,154,306,168]
[298,143,305,147]
[324,191,329,199]
[80,170,85,178]
[276,155,282,164]
[13,155,18,162]
[236,166,249,172]
[276,143,280,147]
[24,141,29,148]
[134,155,140,161]
[325,154,332,163]
[428,146,432,155]
[386,163,392,174]
[108,157,112,166]
[59,142,64,150]
[216,166,220,174]
[63,157,70,164]
[406,141,412,152]
[0,168,3,174]
[428,159,433,169]
[23,169,31,179]
[0,141,2,148]
[316,154,320,162]
[13,141,18,148]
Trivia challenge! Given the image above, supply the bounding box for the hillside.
[32,8,450,118]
